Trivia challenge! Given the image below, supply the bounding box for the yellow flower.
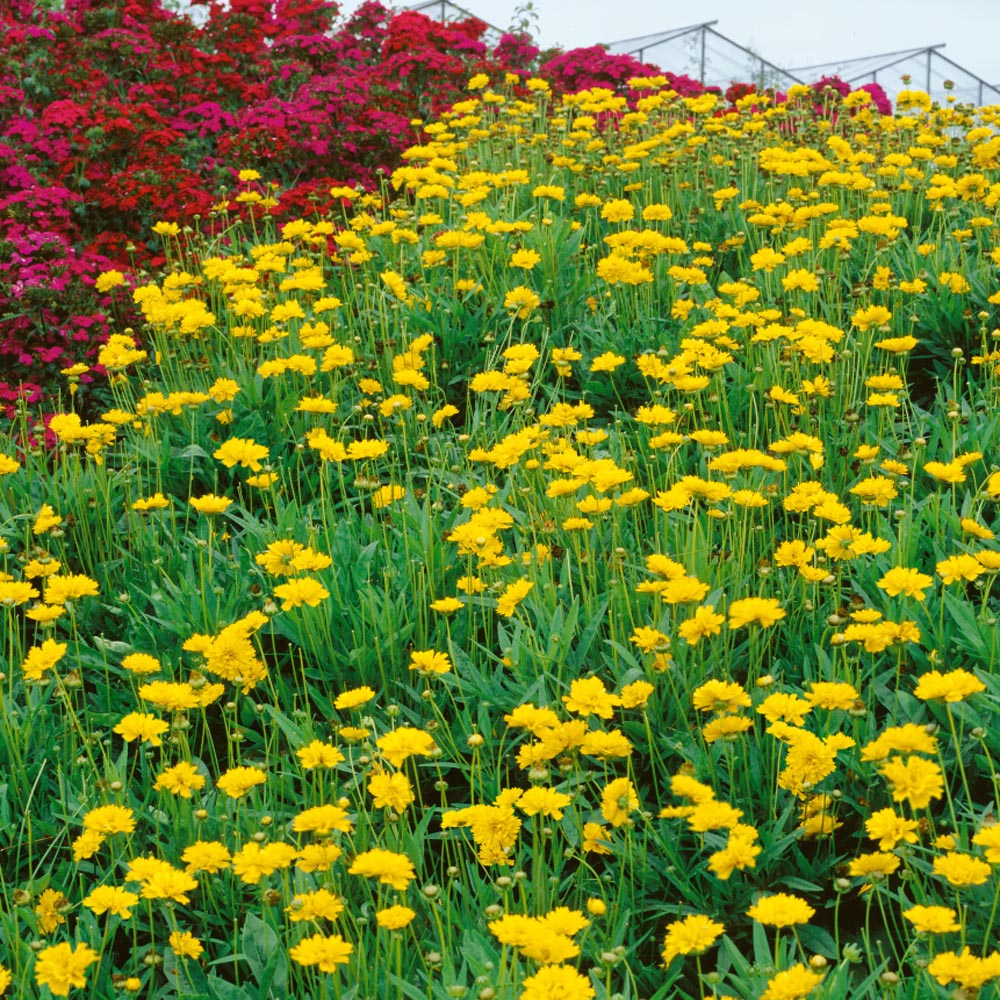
[34,888,68,933]
[132,492,170,512]
[296,740,345,769]
[880,755,944,809]
[21,638,67,680]
[334,686,376,710]
[215,765,267,798]
[727,597,785,629]
[692,679,750,714]
[847,852,900,879]
[750,247,786,272]
[496,578,533,616]
[133,859,200,903]
[877,566,933,600]
[289,933,354,971]
[189,494,232,515]
[286,889,344,923]
[34,942,100,997]
[33,503,62,534]
[928,947,1000,990]
[757,692,811,726]
[903,905,961,934]
[590,351,626,372]
[169,932,204,959]
[376,905,416,930]
[0,580,39,608]
[409,649,452,674]
[154,761,206,798]
[601,198,634,222]
[503,286,540,318]
[521,965,595,1000]
[84,884,139,919]
[687,799,743,833]
[600,777,638,827]
[933,851,992,887]
[851,304,892,330]
[562,676,621,719]
[429,596,463,613]
[805,681,858,711]
[874,334,918,353]
[346,439,390,461]
[121,653,161,675]
[747,892,815,927]
[348,848,416,890]
[181,840,232,874]
[368,770,414,812]
[83,804,136,835]
[630,625,670,652]
[44,573,99,604]
[376,727,437,768]
[231,842,297,884]
[760,964,824,1000]
[661,913,724,964]
[938,553,987,584]
[380,269,410,302]
[292,804,353,836]
[432,404,459,428]
[510,248,541,269]
[113,712,169,746]
[516,786,573,819]
[213,436,268,471]
[702,716,754,743]
[273,577,330,610]
[582,821,612,854]
[972,823,1000,862]
[620,680,654,708]
[73,830,105,861]
[865,808,919,850]
[706,824,761,880]
[914,668,985,702]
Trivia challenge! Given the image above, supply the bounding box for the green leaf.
[242,912,288,997]
[775,876,824,892]
[207,975,256,1000]
[173,443,211,460]
[944,591,987,655]
[797,923,838,959]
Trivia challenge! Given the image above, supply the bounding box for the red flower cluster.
[0,0,527,415]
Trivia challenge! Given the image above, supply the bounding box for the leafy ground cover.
[2,65,1000,1000]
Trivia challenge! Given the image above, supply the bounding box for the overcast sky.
[342,0,1000,86]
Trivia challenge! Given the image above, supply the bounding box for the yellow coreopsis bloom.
[914,668,985,702]
[661,913,724,965]
[877,567,933,600]
[34,942,100,997]
[728,597,785,629]
[747,892,815,927]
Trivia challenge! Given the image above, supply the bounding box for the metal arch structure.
[606,21,805,92]
[605,20,720,64]
[398,4,1000,107]
[401,0,505,45]
[789,45,1000,106]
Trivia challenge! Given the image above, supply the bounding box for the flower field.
[2,44,1000,1000]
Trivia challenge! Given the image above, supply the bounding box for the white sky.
[341,0,1000,86]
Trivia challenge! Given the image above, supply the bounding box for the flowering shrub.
[539,45,706,97]
[0,0,519,415]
